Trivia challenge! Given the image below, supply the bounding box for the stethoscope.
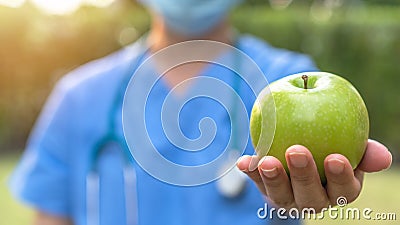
[86,36,247,225]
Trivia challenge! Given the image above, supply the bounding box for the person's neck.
[147,17,235,53]
[145,17,236,95]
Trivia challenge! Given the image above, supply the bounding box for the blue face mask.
[140,0,243,37]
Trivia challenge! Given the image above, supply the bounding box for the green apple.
[250,72,369,183]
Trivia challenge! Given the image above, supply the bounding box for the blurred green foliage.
[0,1,149,151]
[232,5,400,160]
[363,0,400,5]
[0,2,399,161]
[245,0,400,6]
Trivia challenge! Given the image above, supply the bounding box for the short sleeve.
[263,51,319,82]
[8,77,76,216]
[238,34,319,83]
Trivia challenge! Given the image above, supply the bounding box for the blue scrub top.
[9,34,317,225]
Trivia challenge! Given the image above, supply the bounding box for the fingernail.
[262,167,278,178]
[288,152,308,168]
[327,158,345,175]
[236,156,247,172]
[248,157,259,172]
[257,156,279,178]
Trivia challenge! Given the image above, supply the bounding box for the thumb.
[356,139,392,172]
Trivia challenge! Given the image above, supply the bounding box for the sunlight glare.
[30,0,82,15]
[84,0,116,8]
[0,0,25,8]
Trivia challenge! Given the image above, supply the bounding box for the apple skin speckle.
[250,72,369,183]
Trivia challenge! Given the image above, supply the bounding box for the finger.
[237,155,266,195]
[324,154,362,204]
[258,156,296,209]
[354,169,365,185]
[285,145,329,211]
[357,139,392,172]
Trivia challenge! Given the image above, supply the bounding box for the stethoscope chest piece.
[217,152,247,198]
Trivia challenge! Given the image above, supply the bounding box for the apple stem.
[302,75,308,89]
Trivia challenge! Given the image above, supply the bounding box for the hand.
[236,139,392,212]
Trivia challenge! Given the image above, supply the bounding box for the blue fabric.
[9,34,317,225]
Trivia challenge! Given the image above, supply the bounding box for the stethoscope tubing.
[86,36,247,225]
[86,39,149,225]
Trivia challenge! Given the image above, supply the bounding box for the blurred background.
[0,0,399,224]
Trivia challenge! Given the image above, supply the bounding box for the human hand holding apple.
[250,72,369,184]
[237,72,392,212]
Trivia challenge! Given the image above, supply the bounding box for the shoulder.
[237,34,318,82]
[55,39,146,100]
[33,39,148,140]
